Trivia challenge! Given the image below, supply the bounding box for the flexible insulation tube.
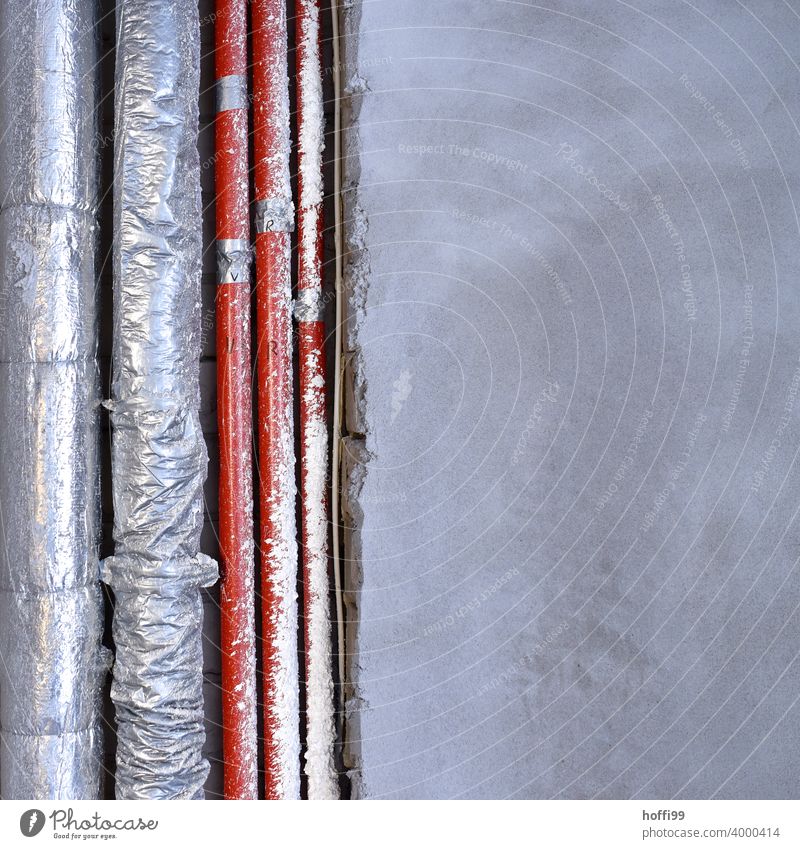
[105,0,217,799]
[0,0,106,800]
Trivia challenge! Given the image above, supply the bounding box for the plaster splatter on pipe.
[252,0,301,798]
[296,0,339,800]
[104,0,216,799]
[0,0,106,799]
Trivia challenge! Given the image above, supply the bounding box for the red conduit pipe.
[296,0,339,798]
[252,0,302,799]
[214,0,258,800]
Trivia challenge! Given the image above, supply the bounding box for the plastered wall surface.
[342,0,800,799]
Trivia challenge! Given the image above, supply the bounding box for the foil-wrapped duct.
[103,0,217,799]
[0,0,106,799]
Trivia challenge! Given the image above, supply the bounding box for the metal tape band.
[294,288,325,323]
[216,74,248,113]
[255,197,295,233]
[216,238,251,284]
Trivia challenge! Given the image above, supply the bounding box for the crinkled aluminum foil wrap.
[0,0,105,799]
[104,0,217,800]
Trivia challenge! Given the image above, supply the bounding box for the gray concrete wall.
[341,0,800,799]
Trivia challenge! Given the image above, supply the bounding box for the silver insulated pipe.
[104,0,216,798]
[0,0,105,799]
